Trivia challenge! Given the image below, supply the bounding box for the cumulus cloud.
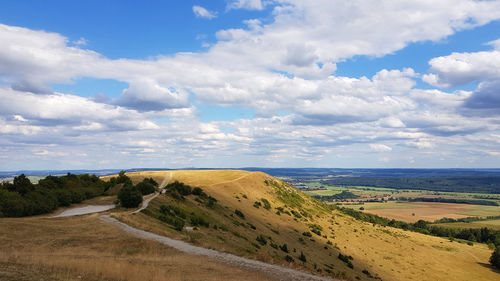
[423,49,500,87]
[192,5,217,19]
[462,80,500,116]
[227,0,264,10]
[2,1,500,168]
[115,79,190,112]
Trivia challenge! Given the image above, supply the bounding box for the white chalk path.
[52,205,115,218]
[99,215,336,281]
[132,171,171,214]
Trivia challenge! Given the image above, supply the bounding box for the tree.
[118,184,143,208]
[491,246,500,269]
[12,174,34,195]
[135,180,156,195]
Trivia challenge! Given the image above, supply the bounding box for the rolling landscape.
[1,169,500,280]
[2,0,500,280]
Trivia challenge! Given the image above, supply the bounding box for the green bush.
[234,209,245,219]
[298,251,307,263]
[135,179,156,195]
[491,247,500,269]
[166,181,192,196]
[118,184,143,208]
[302,231,312,237]
[192,187,205,196]
[256,234,267,245]
[261,198,271,210]
[280,243,289,253]
[285,255,294,262]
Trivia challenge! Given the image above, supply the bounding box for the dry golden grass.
[0,214,279,281]
[116,170,500,281]
[362,202,500,223]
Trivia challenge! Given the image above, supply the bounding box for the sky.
[1,0,500,170]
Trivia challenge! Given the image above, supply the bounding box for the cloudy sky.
[1,0,500,170]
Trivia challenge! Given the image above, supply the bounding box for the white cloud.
[2,1,500,168]
[227,0,264,10]
[192,5,217,19]
[424,49,500,87]
[72,37,87,46]
[369,144,392,152]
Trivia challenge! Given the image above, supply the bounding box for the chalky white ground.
[52,204,115,217]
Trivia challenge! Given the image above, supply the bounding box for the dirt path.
[52,205,115,218]
[208,172,253,187]
[99,215,335,281]
[132,171,171,214]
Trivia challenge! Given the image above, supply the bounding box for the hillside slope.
[114,170,499,281]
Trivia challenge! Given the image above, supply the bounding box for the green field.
[435,219,500,231]
[338,201,425,210]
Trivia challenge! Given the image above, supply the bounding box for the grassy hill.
[112,170,499,281]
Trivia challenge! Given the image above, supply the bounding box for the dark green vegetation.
[0,171,160,216]
[0,173,109,217]
[434,216,500,224]
[312,190,360,201]
[118,184,143,208]
[491,247,500,269]
[398,197,499,206]
[145,182,215,231]
[322,176,500,194]
[338,206,500,246]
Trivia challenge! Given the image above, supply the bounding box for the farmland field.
[434,219,500,231]
[339,202,500,223]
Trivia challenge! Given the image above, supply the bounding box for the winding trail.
[132,171,171,214]
[99,215,335,281]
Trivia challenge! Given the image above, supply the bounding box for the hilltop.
[113,170,499,281]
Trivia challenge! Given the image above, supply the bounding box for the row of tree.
[0,171,159,216]
[0,173,109,217]
[338,206,500,246]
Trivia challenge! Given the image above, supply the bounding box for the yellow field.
[341,201,500,223]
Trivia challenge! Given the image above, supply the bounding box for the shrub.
[285,255,294,262]
[166,181,192,196]
[174,218,185,231]
[291,210,302,218]
[234,209,245,219]
[256,235,267,245]
[192,187,205,196]
[135,180,156,195]
[302,231,312,237]
[491,246,500,269]
[206,196,217,208]
[253,201,262,208]
[118,184,143,208]
[190,214,209,227]
[261,198,271,210]
[298,251,307,263]
[280,243,289,253]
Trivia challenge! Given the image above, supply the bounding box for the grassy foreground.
[0,213,279,281]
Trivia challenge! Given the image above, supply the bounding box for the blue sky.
[1,0,500,169]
